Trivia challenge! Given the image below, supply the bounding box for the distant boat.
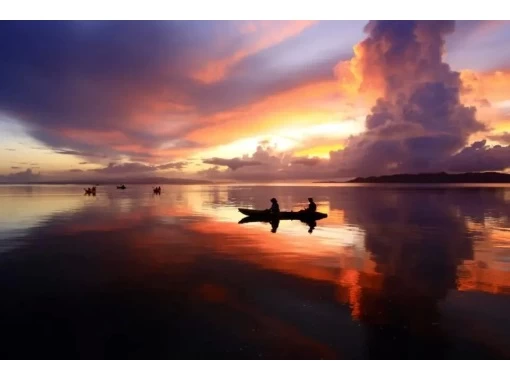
[117,185,126,189]
[84,188,96,195]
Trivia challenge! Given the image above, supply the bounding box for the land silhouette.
[346,172,510,183]
[313,172,510,184]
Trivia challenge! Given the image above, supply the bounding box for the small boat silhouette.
[84,187,96,195]
[117,185,126,190]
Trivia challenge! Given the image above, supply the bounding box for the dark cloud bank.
[329,21,510,177]
[0,169,40,183]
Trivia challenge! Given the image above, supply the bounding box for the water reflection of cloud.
[0,186,85,248]
[1,184,510,358]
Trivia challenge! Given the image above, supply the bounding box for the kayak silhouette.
[238,208,328,222]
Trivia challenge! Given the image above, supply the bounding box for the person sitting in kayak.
[305,197,317,212]
[268,198,280,213]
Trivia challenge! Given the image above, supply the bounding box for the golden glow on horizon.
[195,119,363,163]
[0,138,86,175]
[294,144,345,158]
[186,80,346,147]
[278,120,364,140]
[490,120,510,134]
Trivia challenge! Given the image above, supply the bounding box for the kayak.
[238,208,328,221]
[238,216,322,225]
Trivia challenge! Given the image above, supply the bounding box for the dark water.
[0,184,509,359]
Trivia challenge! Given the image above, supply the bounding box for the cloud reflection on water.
[0,184,509,358]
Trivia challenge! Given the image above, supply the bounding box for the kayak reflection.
[270,219,279,233]
[238,216,320,234]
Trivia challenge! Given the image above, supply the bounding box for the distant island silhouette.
[344,172,510,184]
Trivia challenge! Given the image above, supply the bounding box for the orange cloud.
[334,28,510,115]
[128,100,196,126]
[114,144,199,163]
[61,129,132,146]
[334,42,384,106]
[54,94,200,163]
[461,69,510,105]
[335,31,510,121]
[186,80,345,146]
[191,21,316,84]
[58,130,200,164]
[460,69,510,137]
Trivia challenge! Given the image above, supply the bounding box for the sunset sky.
[1,20,510,182]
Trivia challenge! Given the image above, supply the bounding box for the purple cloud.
[53,149,106,157]
[0,169,40,183]
[291,157,322,166]
[90,161,189,175]
[488,132,510,145]
[332,21,495,176]
[91,162,158,175]
[157,161,188,170]
[447,140,510,172]
[203,157,263,171]
[200,144,335,181]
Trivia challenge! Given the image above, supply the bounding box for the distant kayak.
[117,185,126,189]
[238,208,327,221]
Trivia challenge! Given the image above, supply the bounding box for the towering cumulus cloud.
[334,21,509,176]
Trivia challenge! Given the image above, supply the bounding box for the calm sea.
[0,184,509,359]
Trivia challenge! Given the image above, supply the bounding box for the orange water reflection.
[1,184,510,358]
[457,220,510,294]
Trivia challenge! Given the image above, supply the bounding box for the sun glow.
[294,144,345,158]
[279,119,364,140]
[196,118,364,162]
